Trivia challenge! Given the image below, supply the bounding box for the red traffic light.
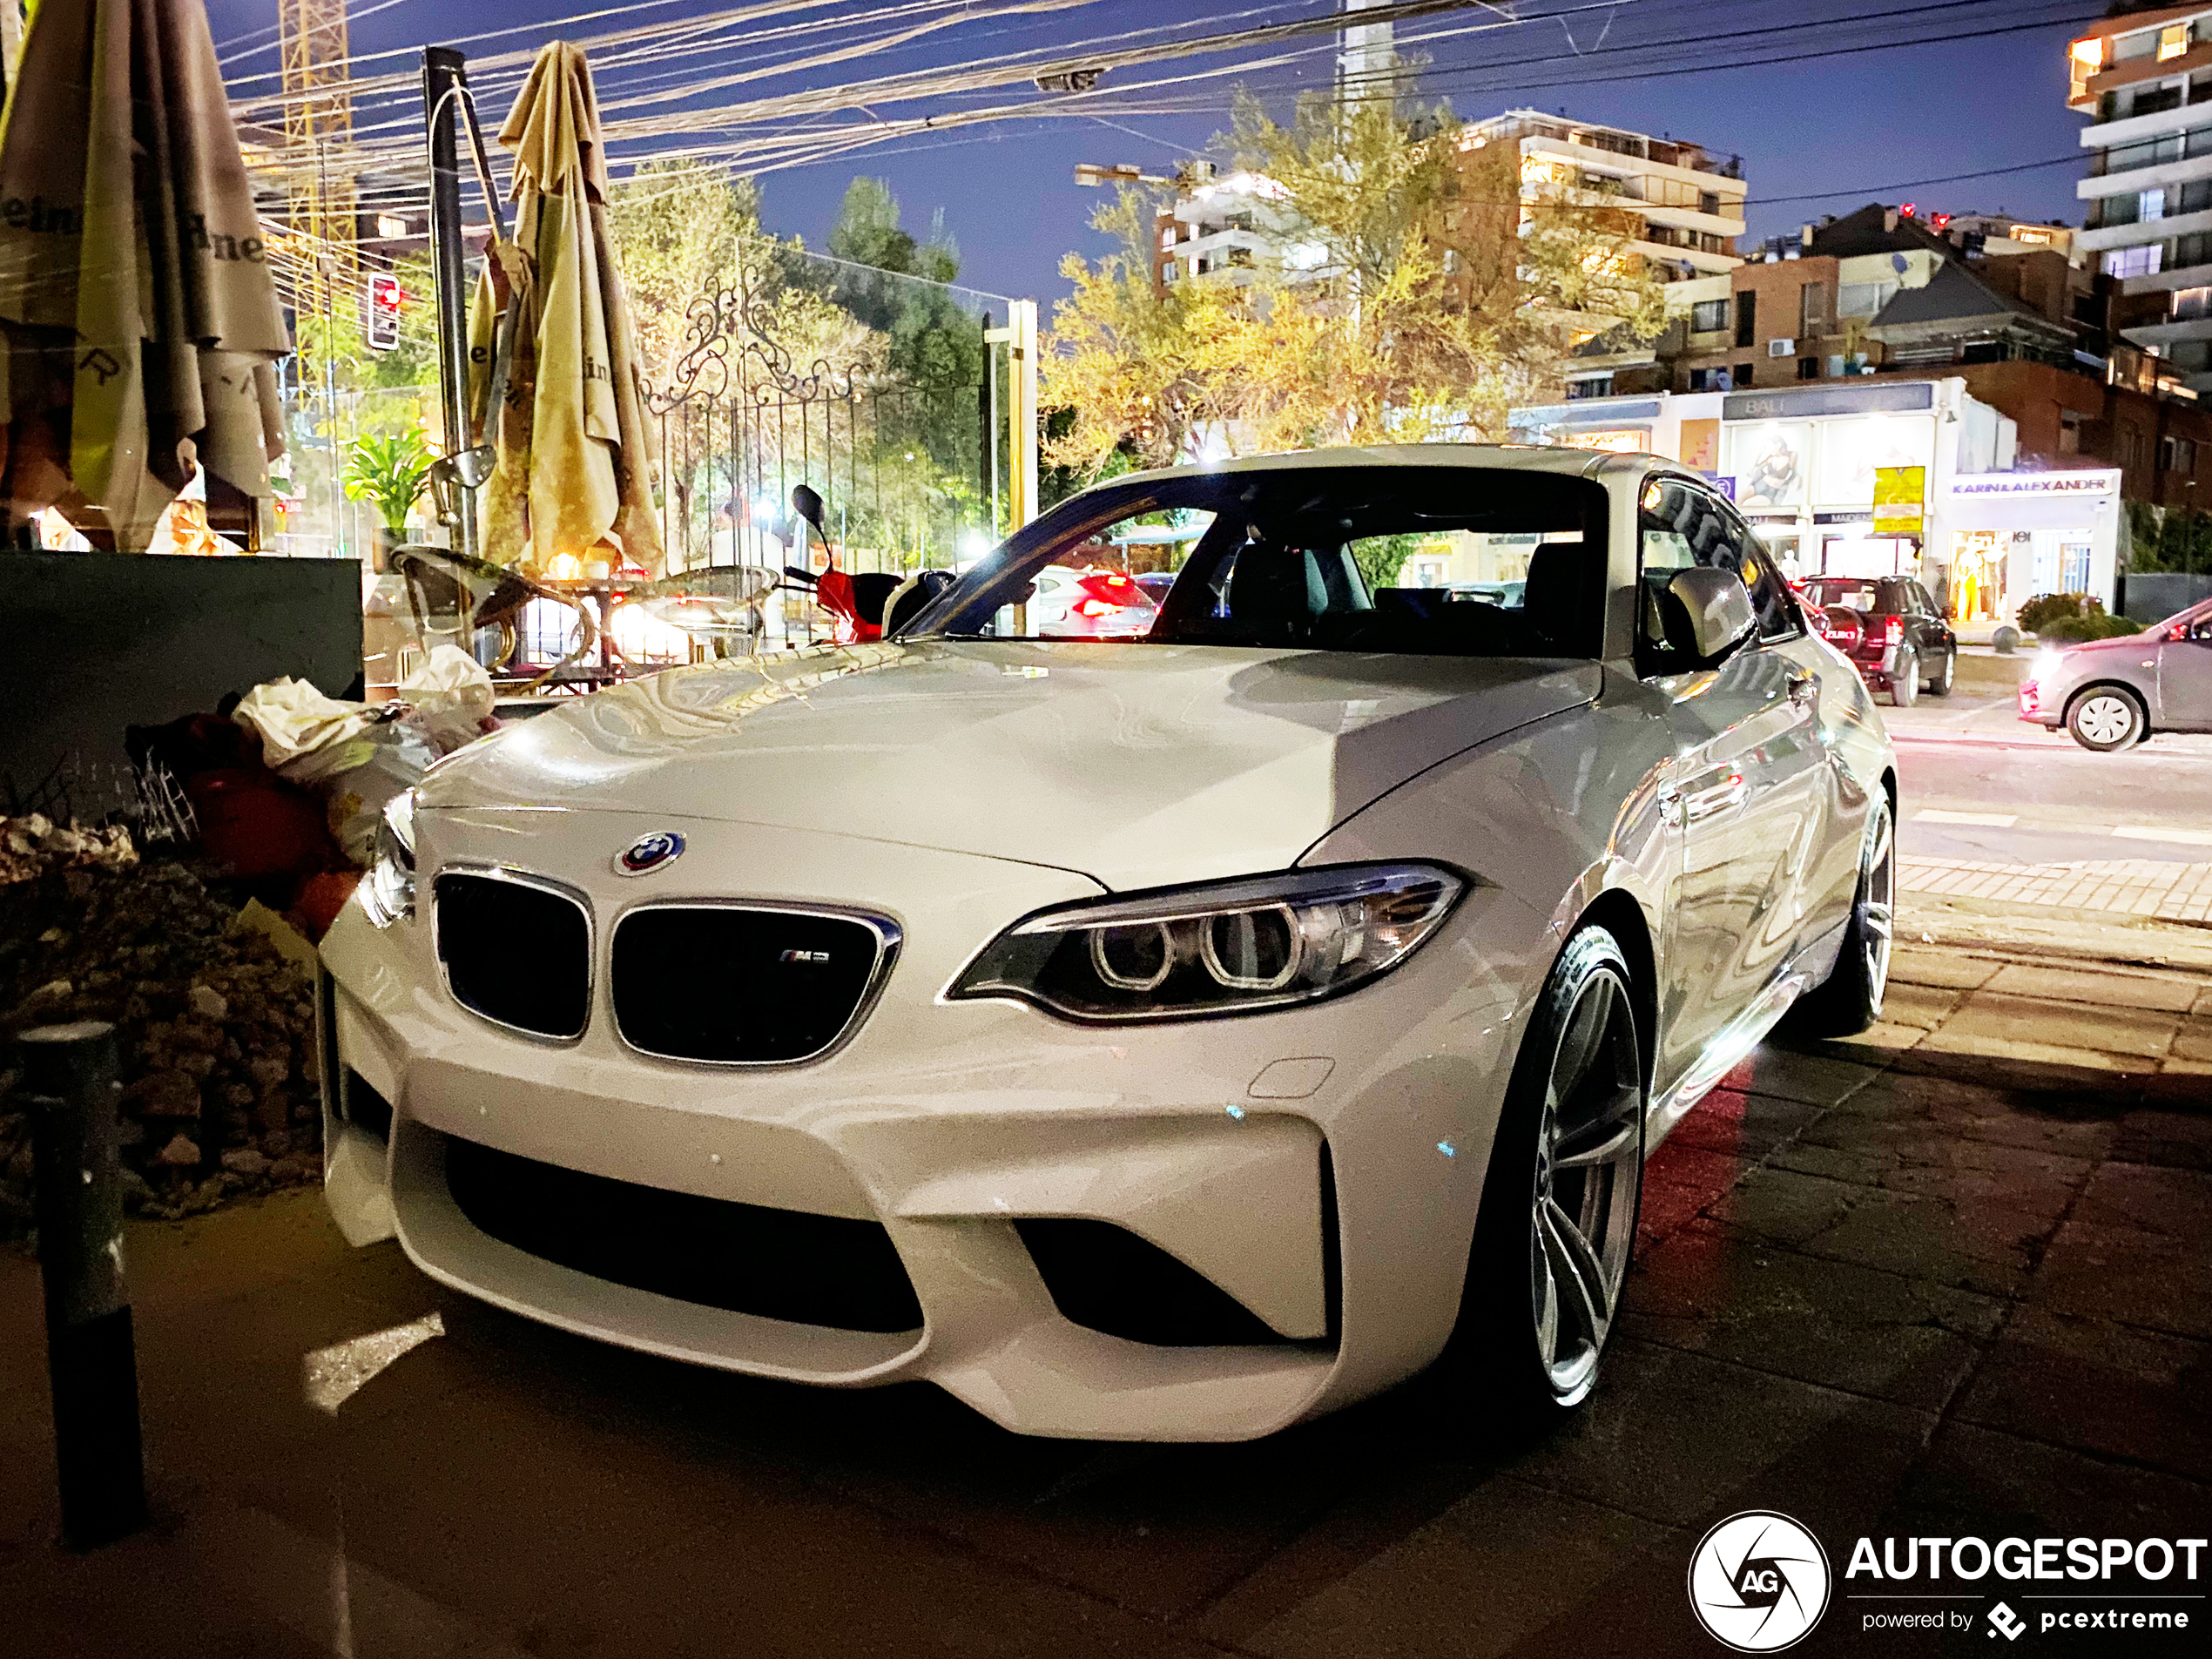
[365,273,403,350]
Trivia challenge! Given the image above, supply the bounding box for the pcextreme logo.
[1688,1510,1831,1652]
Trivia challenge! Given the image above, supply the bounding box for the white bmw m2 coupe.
[320,446,1896,1441]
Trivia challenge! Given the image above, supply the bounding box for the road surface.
[1884,693,2212,865]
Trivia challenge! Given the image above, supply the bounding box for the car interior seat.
[1521,541,1605,657]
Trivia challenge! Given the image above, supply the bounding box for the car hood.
[421,640,1601,890]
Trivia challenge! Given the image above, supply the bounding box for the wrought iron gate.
[643,245,1003,578]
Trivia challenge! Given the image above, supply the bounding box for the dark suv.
[1800,576,1956,705]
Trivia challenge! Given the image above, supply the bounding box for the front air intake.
[1015,1218,1292,1347]
[444,1137,924,1333]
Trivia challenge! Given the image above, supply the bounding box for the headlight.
[948,863,1465,1023]
[361,789,417,927]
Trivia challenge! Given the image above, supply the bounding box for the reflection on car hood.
[421,641,1601,889]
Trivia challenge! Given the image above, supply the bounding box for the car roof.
[1103,442,1630,493]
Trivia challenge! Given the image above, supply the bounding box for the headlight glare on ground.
[361,789,418,927]
[951,863,1465,1022]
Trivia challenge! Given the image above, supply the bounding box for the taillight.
[1885,615,1904,647]
[1076,598,1114,617]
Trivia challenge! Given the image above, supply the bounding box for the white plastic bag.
[400,644,496,755]
[232,678,388,783]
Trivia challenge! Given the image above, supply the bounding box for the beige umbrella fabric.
[0,0,288,550]
[469,42,661,575]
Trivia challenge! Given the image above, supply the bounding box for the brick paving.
[1900,855,2212,922]
[1,944,2207,1657]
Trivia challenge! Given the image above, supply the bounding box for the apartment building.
[2070,3,2212,390]
[1451,110,1749,284]
[1153,108,1749,303]
[1150,165,1304,290]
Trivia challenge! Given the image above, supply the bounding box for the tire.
[1886,649,1918,707]
[1785,792,1895,1039]
[2067,686,2146,752]
[1925,648,1954,698]
[1446,926,1644,1423]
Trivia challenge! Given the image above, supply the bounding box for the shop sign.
[1559,428,1648,453]
[1947,470,2118,499]
[1722,381,1934,421]
[1872,465,1925,534]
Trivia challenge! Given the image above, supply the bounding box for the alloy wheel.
[1858,797,1895,1017]
[1528,965,1642,1405]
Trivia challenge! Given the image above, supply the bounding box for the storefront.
[1512,379,2020,606]
[1940,469,2121,620]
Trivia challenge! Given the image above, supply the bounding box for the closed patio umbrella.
[469,42,661,575]
[0,0,287,550]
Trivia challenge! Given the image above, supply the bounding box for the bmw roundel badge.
[615,831,686,876]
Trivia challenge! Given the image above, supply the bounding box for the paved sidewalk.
[1901,855,2212,923]
[1,944,2207,1658]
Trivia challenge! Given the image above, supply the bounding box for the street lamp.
[1075,162,1170,188]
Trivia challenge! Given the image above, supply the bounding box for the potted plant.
[341,428,435,570]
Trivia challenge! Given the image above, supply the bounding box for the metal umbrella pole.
[422,46,479,559]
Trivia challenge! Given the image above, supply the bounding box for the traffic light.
[365,273,403,352]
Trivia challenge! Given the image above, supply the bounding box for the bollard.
[19,1021,146,1548]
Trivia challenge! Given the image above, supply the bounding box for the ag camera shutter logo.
[1688,1510,1831,1652]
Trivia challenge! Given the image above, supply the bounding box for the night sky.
[204,0,2095,307]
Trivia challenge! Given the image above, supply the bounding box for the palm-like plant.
[342,428,436,534]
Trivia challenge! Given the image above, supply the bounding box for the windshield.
[1804,577,1893,614]
[911,466,1610,658]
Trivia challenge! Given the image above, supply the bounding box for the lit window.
[2160,23,2190,61]
[374,214,408,239]
[2173,285,2212,320]
[2103,244,2165,279]
[2141,188,2168,221]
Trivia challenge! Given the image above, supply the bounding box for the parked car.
[322,448,1896,1441]
[1025,564,1158,637]
[1132,570,1178,605]
[1798,576,1956,705]
[2020,596,2212,751]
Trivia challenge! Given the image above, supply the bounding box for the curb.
[1898,891,2212,972]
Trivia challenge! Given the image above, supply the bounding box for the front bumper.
[320,808,1538,1440]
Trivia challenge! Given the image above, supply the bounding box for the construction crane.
[278,0,355,334]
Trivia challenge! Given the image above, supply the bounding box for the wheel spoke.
[1554,1084,1642,1170]
[1861,900,1892,942]
[1531,1217,1560,1366]
[1539,1199,1608,1352]
[1553,1121,1635,1172]
[1550,976,1613,1102]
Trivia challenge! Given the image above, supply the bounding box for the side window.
[1638,478,1797,666]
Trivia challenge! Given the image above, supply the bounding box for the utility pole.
[1008,300,1039,527]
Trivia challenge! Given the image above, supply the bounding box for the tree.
[821,179,983,487]
[1042,87,1665,480]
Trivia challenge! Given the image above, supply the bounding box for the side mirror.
[790,484,826,542]
[1665,566,1757,665]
